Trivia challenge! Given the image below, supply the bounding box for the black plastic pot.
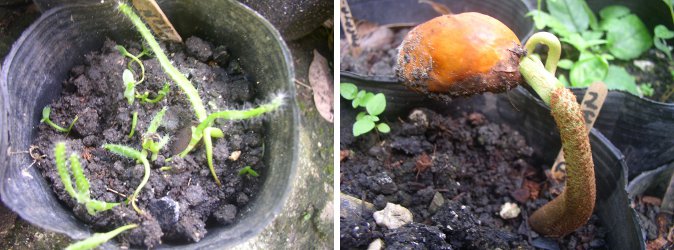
[341,84,644,249]
[340,0,534,82]
[0,1,298,248]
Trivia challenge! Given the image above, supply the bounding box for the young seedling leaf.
[123,69,136,105]
[365,93,386,116]
[55,142,78,199]
[557,59,574,70]
[639,83,655,97]
[353,118,375,136]
[356,111,367,121]
[339,83,358,100]
[65,224,137,250]
[352,90,366,108]
[41,106,78,133]
[238,166,259,177]
[377,123,391,133]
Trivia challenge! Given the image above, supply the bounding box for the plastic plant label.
[551,82,608,179]
[131,0,183,43]
[340,0,361,56]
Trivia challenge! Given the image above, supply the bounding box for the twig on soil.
[105,187,127,198]
[294,79,311,89]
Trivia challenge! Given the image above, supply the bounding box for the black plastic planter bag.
[341,82,645,249]
[0,1,298,249]
[340,0,534,82]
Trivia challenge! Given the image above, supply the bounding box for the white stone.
[499,202,521,219]
[373,203,413,229]
[367,238,385,250]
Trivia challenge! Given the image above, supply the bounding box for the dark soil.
[33,36,267,248]
[340,27,410,77]
[340,108,607,249]
[633,196,674,248]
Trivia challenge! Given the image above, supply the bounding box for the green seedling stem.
[116,45,146,84]
[65,224,138,250]
[41,106,78,133]
[519,32,596,237]
[119,3,284,185]
[128,111,138,138]
[137,83,170,104]
[238,166,259,177]
[103,144,150,215]
[118,3,206,121]
[55,142,118,215]
[141,107,169,161]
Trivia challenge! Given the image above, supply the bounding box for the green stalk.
[178,96,285,157]
[128,111,138,138]
[519,32,596,237]
[118,3,207,121]
[65,224,138,250]
[103,144,150,215]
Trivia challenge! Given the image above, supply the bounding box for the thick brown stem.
[528,88,596,237]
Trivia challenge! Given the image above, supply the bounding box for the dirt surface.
[340,108,606,249]
[340,26,410,77]
[32,36,267,248]
[633,196,674,248]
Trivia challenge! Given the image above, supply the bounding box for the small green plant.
[238,166,259,177]
[340,83,390,136]
[128,111,138,138]
[54,142,118,215]
[141,107,170,161]
[119,3,284,186]
[102,144,149,215]
[528,0,654,97]
[41,106,78,133]
[136,82,170,104]
[117,45,148,105]
[65,223,137,250]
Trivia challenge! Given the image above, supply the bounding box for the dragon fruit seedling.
[65,223,137,250]
[41,106,78,134]
[54,142,118,215]
[119,3,285,186]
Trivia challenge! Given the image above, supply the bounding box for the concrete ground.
[0,2,334,249]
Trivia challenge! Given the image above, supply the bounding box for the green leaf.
[361,115,379,122]
[123,69,136,105]
[655,25,674,39]
[557,59,574,69]
[605,14,652,60]
[353,119,375,137]
[238,166,259,177]
[356,111,367,121]
[352,90,366,108]
[365,93,386,116]
[527,10,571,37]
[570,55,609,87]
[65,224,137,250]
[599,5,631,20]
[340,83,358,100]
[546,0,590,33]
[639,83,655,97]
[377,123,391,133]
[54,142,77,200]
[604,65,640,96]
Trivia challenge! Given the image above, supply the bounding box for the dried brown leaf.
[308,50,334,123]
